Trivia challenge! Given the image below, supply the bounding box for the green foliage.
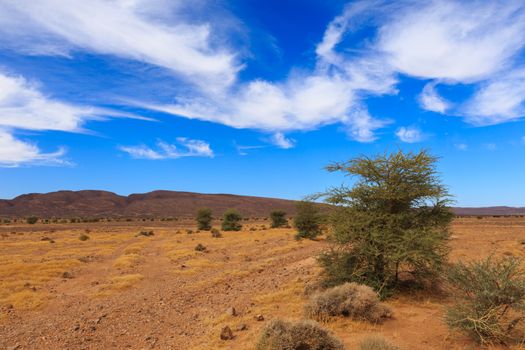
[294,201,322,239]
[221,209,242,231]
[255,319,344,350]
[304,282,391,323]
[26,216,38,224]
[445,256,525,344]
[270,210,287,228]
[196,207,213,230]
[316,150,453,295]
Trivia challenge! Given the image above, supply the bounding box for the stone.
[254,314,264,321]
[226,307,237,316]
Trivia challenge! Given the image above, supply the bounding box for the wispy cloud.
[119,137,214,160]
[270,132,295,149]
[395,126,423,143]
[419,82,451,113]
[0,0,239,93]
[0,129,67,167]
[454,143,468,151]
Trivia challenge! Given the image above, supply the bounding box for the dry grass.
[95,274,144,297]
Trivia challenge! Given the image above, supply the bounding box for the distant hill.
[0,190,299,218]
[0,190,523,218]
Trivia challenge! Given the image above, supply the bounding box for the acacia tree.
[316,150,453,295]
[294,201,322,240]
[196,208,212,230]
[222,209,242,231]
[270,210,287,228]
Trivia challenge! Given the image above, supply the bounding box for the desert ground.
[1,217,525,349]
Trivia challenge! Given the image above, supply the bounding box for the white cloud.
[270,133,295,149]
[0,0,239,93]
[119,137,213,160]
[462,69,525,125]
[378,1,525,82]
[395,126,423,143]
[419,83,451,113]
[0,129,66,167]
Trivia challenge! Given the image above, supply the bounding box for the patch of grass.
[358,335,400,350]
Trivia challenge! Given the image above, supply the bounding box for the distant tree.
[316,150,453,295]
[270,210,287,228]
[222,209,242,231]
[294,201,322,240]
[26,216,38,225]
[196,208,213,230]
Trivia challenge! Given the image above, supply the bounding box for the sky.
[1,0,525,206]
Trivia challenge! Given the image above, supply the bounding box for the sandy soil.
[1,217,525,349]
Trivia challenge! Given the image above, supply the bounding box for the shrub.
[211,228,222,238]
[304,282,391,323]
[222,209,242,231]
[255,319,344,350]
[293,201,322,240]
[79,234,90,241]
[445,256,525,344]
[270,210,287,228]
[186,229,194,234]
[196,208,213,230]
[26,216,38,224]
[195,243,207,252]
[136,230,154,237]
[358,335,399,350]
[315,150,453,295]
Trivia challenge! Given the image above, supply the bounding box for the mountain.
[0,190,298,218]
[1,190,524,218]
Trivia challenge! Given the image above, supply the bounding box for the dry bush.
[136,230,154,237]
[211,228,222,238]
[304,282,391,323]
[255,319,344,350]
[195,243,207,252]
[79,234,90,241]
[446,256,525,344]
[358,335,399,350]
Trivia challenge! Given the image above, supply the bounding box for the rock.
[254,314,264,321]
[236,323,248,331]
[62,271,73,279]
[226,307,237,316]
[220,326,234,340]
[7,345,20,350]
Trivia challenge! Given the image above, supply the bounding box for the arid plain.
[1,217,525,349]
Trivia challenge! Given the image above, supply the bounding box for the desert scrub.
[26,216,38,224]
[222,209,242,231]
[136,230,154,237]
[294,201,322,240]
[358,335,399,350]
[79,233,90,241]
[445,256,525,344]
[304,282,391,323]
[211,228,222,238]
[195,243,207,252]
[256,319,344,350]
[196,207,212,230]
[270,210,287,228]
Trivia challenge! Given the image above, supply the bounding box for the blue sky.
[1,0,525,206]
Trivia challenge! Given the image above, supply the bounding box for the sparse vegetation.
[316,150,453,295]
[293,201,322,240]
[136,230,154,237]
[270,210,287,228]
[358,335,399,350]
[255,319,344,350]
[26,216,38,225]
[211,228,222,238]
[222,209,242,231]
[196,208,213,230]
[195,243,207,252]
[445,256,525,344]
[304,282,391,323]
[79,233,90,241]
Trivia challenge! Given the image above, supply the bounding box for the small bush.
[26,216,38,225]
[79,234,90,241]
[196,208,213,230]
[195,243,207,252]
[358,335,399,350]
[294,201,322,240]
[304,282,391,323]
[446,256,525,344]
[270,210,287,228]
[222,209,242,231]
[186,229,194,234]
[255,319,344,350]
[136,230,154,237]
[211,228,222,238]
